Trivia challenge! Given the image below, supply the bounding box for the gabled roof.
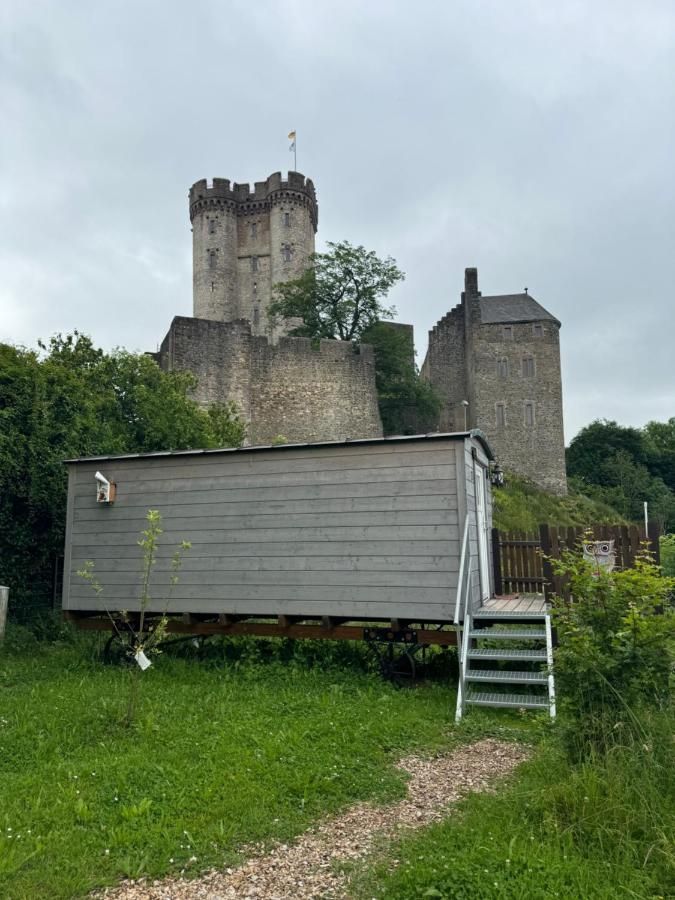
[479,293,560,326]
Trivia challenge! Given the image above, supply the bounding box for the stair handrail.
[454,516,470,626]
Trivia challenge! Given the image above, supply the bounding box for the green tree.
[361,322,441,435]
[567,420,648,485]
[0,334,245,622]
[268,240,404,342]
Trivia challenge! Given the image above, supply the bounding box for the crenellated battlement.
[190,171,318,229]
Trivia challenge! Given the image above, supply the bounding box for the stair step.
[465,669,549,684]
[469,628,546,640]
[466,691,550,709]
[468,648,548,661]
[473,610,547,622]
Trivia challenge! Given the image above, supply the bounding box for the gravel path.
[97,739,529,900]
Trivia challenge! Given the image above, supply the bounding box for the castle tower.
[421,268,567,494]
[189,172,318,336]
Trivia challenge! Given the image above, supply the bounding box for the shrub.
[551,548,674,758]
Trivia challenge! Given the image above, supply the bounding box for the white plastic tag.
[135,649,152,670]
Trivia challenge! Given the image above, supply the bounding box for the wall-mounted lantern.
[490,462,505,488]
[95,471,116,504]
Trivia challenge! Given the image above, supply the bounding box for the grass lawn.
[350,710,675,900]
[0,631,469,899]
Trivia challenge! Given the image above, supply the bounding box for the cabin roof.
[64,430,494,465]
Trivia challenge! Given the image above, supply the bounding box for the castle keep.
[157,172,383,444]
[190,172,318,334]
[421,268,567,494]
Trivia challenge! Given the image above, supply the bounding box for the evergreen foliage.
[0,334,244,621]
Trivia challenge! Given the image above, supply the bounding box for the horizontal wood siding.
[64,439,467,622]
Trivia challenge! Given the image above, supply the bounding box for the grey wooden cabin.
[62,432,494,626]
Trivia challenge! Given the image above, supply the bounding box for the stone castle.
[156,172,383,444]
[155,170,566,492]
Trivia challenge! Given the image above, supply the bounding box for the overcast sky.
[2,0,673,442]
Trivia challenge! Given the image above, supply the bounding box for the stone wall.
[471,319,567,495]
[158,317,383,445]
[419,305,467,431]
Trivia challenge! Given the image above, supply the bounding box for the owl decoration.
[582,540,616,574]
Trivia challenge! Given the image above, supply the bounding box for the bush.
[661,533,675,576]
[551,548,674,758]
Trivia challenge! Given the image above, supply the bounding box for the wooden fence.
[492,523,662,599]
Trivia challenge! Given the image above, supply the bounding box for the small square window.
[533,324,544,338]
[496,403,506,427]
[208,218,216,234]
[251,256,258,273]
[497,358,509,378]
[522,357,535,377]
[502,325,514,340]
[524,402,535,426]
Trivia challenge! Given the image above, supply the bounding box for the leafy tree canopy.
[268,240,404,342]
[567,418,675,532]
[0,333,244,620]
[361,322,441,435]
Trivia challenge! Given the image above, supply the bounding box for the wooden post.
[539,524,554,600]
[491,528,503,596]
[647,521,661,565]
[0,587,8,642]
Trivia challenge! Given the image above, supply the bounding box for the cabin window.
[502,325,514,340]
[496,402,506,427]
[208,249,217,268]
[524,401,535,426]
[522,356,535,377]
[208,218,216,234]
[250,222,257,239]
[533,324,544,337]
[251,256,258,273]
[282,244,292,262]
[497,358,509,378]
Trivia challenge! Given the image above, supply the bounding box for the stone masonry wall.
[158,317,383,445]
[420,306,466,431]
[471,319,567,494]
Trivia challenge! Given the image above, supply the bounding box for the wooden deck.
[481,594,547,614]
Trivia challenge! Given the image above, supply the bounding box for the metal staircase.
[456,607,556,719]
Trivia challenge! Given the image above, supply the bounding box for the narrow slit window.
[284,212,290,227]
[522,356,535,377]
[208,249,217,269]
[524,402,535,426]
[250,222,257,239]
[253,307,260,327]
[496,402,506,427]
[282,244,292,262]
[251,256,258,273]
[208,218,216,234]
[497,358,509,378]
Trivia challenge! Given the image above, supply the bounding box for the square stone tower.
[421,268,567,494]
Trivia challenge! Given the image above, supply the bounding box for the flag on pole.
[288,130,296,151]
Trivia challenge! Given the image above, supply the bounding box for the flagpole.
[294,136,297,172]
